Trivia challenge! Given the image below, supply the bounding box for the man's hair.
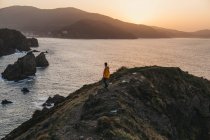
[104,62,108,66]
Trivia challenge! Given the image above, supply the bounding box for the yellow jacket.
[103,66,110,79]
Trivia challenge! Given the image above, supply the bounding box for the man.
[103,62,110,88]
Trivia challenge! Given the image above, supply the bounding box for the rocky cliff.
[0,29,39,57]
[3,66,210,140]
[0,29,30,56]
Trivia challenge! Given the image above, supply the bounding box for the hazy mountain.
[151,26,193,38]
[0,6,210,38]
[191,30,210,38]
[52,19,137,39]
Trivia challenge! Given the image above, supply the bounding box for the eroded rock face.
[35,52,49,67]
[1,52,36,81]
[27,38,39,47]
[0,29,30,56]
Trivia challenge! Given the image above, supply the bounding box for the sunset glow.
[0,0,210,31]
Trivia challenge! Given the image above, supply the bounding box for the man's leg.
[103,78,108,88]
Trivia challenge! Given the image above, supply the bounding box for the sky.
[0,0,210,31]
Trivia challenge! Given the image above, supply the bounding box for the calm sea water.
[0,38,210,138]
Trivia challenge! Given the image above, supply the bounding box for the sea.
[0,38,210,138]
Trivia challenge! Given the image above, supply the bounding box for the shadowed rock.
[27,38,39,47]
[35,52,49,67]
[0,29,30,57]
[1,52,36,81]
[31,50,40,53]
[21,88,30,93]
[43,94,65,107]
[1,100,13,105]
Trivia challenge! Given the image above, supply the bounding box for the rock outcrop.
[0,29,30,57]
[0,29,39,57]
[1,52,36,81]
[3,66,210,140]
[21,88,30,94]
[1,100,13,105]
[35,52,49,67]
[27,38,39,47]
[43,94,65,107]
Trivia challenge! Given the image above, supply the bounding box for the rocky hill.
[0,29,30,56]
[53,19,137,39]
[1,6,210,38]
[3,66,210,140]
[0,28,39,57]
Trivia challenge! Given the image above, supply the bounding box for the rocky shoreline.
[2,66,210,140]
[0,28,48,81]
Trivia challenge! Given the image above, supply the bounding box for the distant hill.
[191,30,210,38]
[52,19,137,39]
[0,6,210,39]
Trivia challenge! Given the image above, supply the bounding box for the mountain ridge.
[0,6,210,38]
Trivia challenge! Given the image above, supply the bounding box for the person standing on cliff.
[103,62,110,88]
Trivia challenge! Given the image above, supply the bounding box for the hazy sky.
[0,0,210,31]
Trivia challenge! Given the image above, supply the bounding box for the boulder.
[0,29,30,56]
[31,50,40,53]
[1,52,36,81]
[27,38,39,47]
[21,88,30,93]
[43,94,65,107]
[1,99,13,105]
[35,52,49,67]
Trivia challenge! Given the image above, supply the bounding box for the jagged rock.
[1,52,36,81]
[0,29,30,56]
[21,88,29,93]
[1,100,13,105]
[43,94,65,107]
[31,50,40,53]
[35,52,49,67]
[27,38,39,47]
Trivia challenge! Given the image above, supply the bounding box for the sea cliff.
[3,66,210,140]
